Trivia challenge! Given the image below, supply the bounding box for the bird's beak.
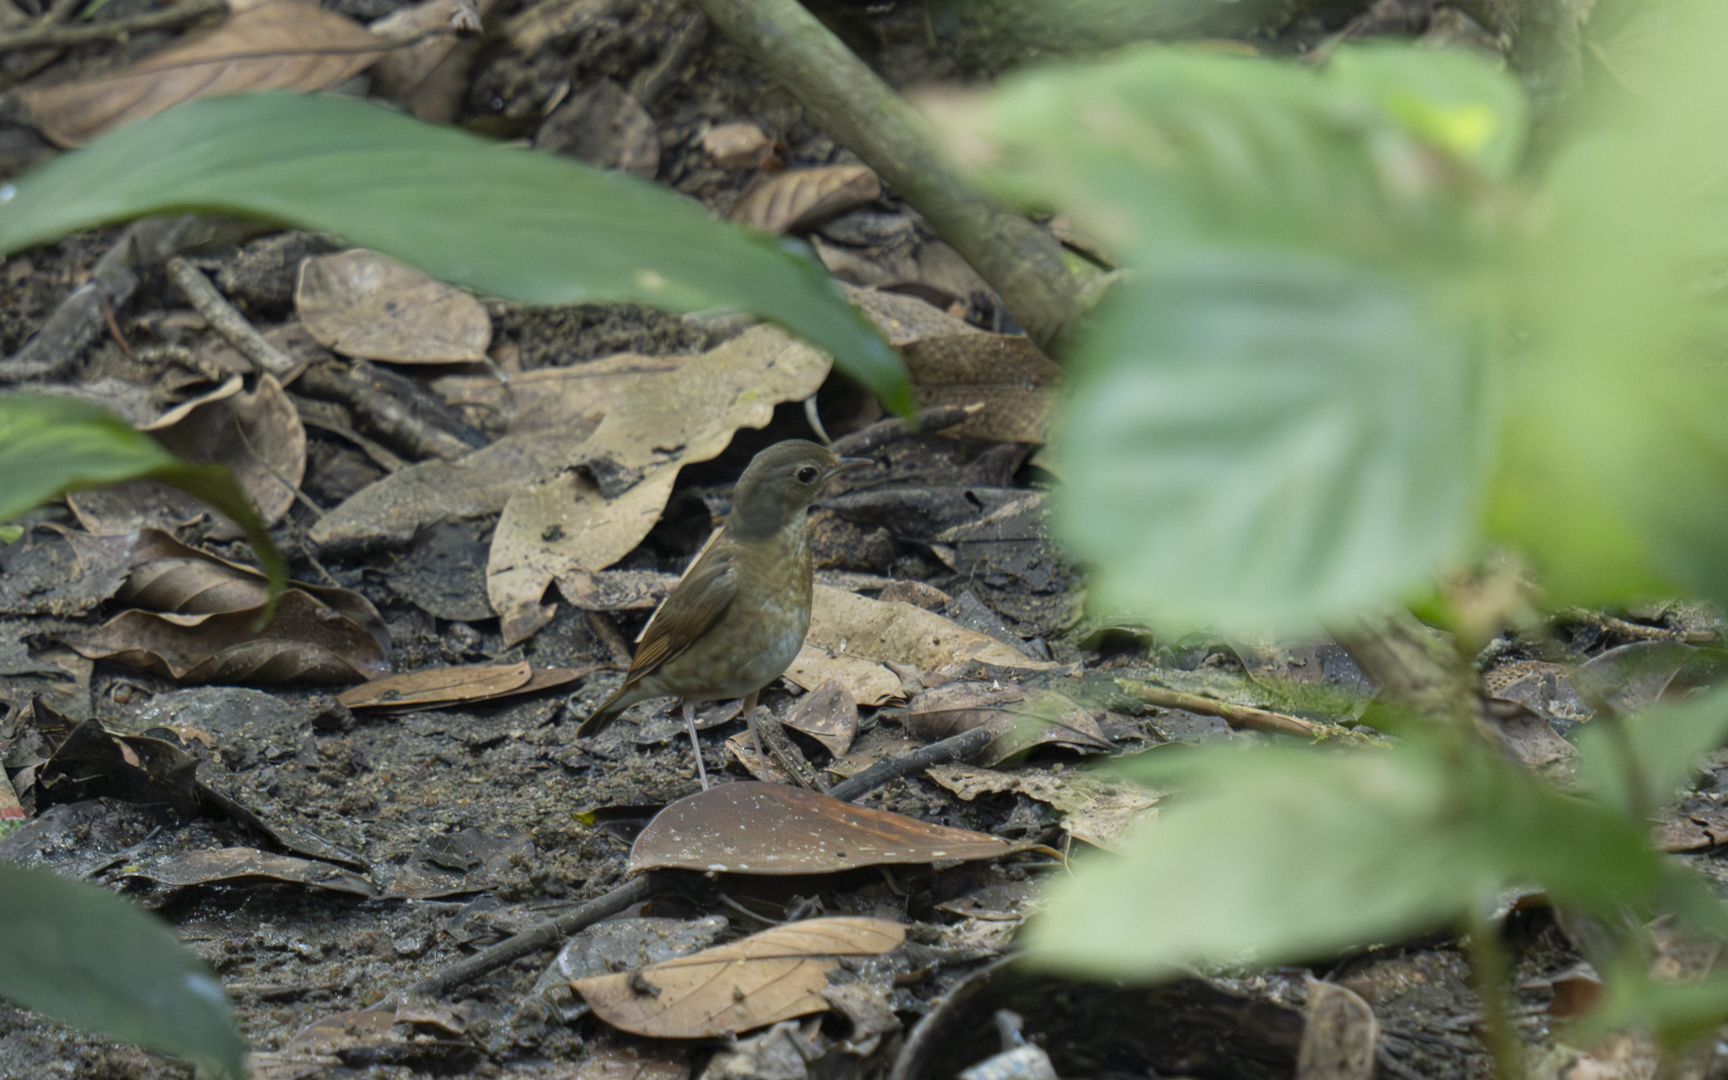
[830,457,874,480]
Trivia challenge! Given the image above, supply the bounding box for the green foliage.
[1575,686,1728,818]
[0,866,246,1078]
[0,393,287,611]
[0,93,913,414]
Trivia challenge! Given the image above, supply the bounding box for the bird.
[574,439,871,788]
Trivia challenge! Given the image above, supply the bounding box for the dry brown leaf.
[806,585,1055,673]
[730,166,881,234]
[341,663,591,711]
[534,78,660,178]
[19,0,383,147]
[132,847,377,896]
[572,1044,689,1080]
[906,683,1113,765]
[1296,979,1379,1080]
[781,680,857,755]
[926,764,1160,850]
[146,373,305,522]
[570,917,904,1038]
[702,122,769,169]
[296,249,492,364]
[782,644,902,706]
[338,661,530,709]
[628,781,1022,874]
[369,0,502,113]
[74,589,390,685]
[845,287,1060,443]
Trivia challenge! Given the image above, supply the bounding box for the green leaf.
[1052,247,1489,635]
[0,866,246,1078]
[0,93,912,414]
[1026,737,1663,979]
[1322,45,1526,179]
[0,393,287,615]
[1576,960,1728,1050]
[1575,685,1728,818]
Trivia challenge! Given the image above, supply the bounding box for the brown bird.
[575,439,871,787]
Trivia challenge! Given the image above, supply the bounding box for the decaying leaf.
[339,662,591,711]
[731,166,881,234]
[130,847,378,896]
[782,644,903,706]
[74,589,390,685]
[1296,979,1379,1080]
[534,78,660,178]
[907,683,1113,765]
[628,781,1022,874]
[370,0,504,115]
[19,0,384,147]
[703,122,770,169]
[805,585,1055,673]
[847,288,1060,442]
[296,249,492,364]
[781,680,858,755]
[926,764,1160,850]
[570,916,904,1038]
[68,375,306,535]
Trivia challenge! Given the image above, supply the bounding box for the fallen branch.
[1116,679,1332,739]
[294,360,484,463]
[830,402,982,457]
[165,257,297,379]
[688,0,1081,347]
[1556,607,1718,645]
[401,725,992,998]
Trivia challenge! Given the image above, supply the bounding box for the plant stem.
[1466,906,1525,1080]
[688,0,1081,348]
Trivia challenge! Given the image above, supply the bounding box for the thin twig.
[825,725,991,801]
[1556,606,1717,644]
[1116,679,1334,739]
[1465,909,1524,1080]
[164,257,297,378]
[0,0,224,54]
[830,402,982,458]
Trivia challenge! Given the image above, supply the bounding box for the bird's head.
[728,439,871,538]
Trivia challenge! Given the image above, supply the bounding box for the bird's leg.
[741,689,764,779]
[683,700,710,790]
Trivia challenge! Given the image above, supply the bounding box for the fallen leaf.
[906,683,1113,764]
[296,249,492,364]
[731,166,881,234]
[338,661,530,709]
[572,1043,690,1080]
[1571,640,1696,715]
[926,764,1160,850]
[703,123,769,169]
[74,589,390,685]
[806,585,1055,673]
[628,781,1022,874]
[369,0,504,112]
[1296,978,1378,1080]
[570,916,904,1037]
[19,0,383,146]
[130,847,378,896]
[782,644,903,706]
[781,680,858,755]
[535,78,660,178]
[287,1009,399,1054]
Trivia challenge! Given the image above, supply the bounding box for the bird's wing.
[625,543,738,680]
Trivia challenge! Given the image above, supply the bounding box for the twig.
[584,610,635,667]
[688,0,1081,348]
[830,402,982,457]
[1465,908,1524,1080]
[164,257,296,379]
[1116,679,1333,739]
[0,0,224,54]
[404,725,992,998]
[294,361,482,463]
[627,8,704,106]
[1556,607,1717,645]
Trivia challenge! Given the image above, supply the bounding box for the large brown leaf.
[73,589,390,685]
[338,662,592,711]
[570,916,904,1037]
[20,0,384,146]
[730,166,880,234]
[296,249,492,364]
[906,682,1113,765]
[628,781,1021,874]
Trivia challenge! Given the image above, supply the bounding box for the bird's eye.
[795,466,820,484]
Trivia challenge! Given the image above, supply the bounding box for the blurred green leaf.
[1053,247,1489,635]
[1321,45,1526,179]
[0,93,912,414]
[1490,2,1728,611]
[0,866,245,1078]
[1026,736,1663,978]
[1576,686,1728,818]
[0,393,287,614]
[1574,959,1728,1050]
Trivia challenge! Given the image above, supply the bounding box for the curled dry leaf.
[806,585,1055,673]
[781,680,858,756]
[74,589,390,685]
[131,847,378,896]
[731,166,881,234]
[846,287,1060,442]
[296,249,492,364]
[628,781,1022,875]
[782,645,903,706]
[907,682,1113,765]
[338,661,592,711]
[19,0,383,147]
[370,0,504,111]
[570,916,905,1038]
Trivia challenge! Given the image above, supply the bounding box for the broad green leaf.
[0,394,287,612]
[1575,960,1728,1049]
[0,93,912,414]
[1575,685,1728,818]
[1052,247,1489,635]
[1027,737,1663,978]
[1490,1,1728,611]
[1321,45,1526,179]
[0,866,246,1078]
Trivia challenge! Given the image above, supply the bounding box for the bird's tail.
[574,681,636,739]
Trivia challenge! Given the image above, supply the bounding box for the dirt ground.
[4,0,1727,1078]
